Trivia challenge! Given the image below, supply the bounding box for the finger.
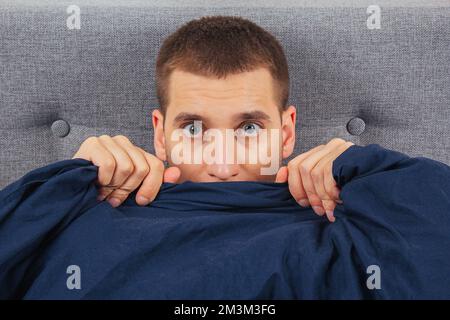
[287,145,325,208]
[74,138,117,195]
[311,156,343,218]
[312,160,337,217]
[275,166,288,183]
[163,166,181,183]
[298,139,347,216]
[134,151,166,205]
[322,141,354,203]
[326,207,336,223]
[288,163,310,208]
[315,141,353,222]
[321,161,339,222]
[95,136,135,206]
[105,137,151,207]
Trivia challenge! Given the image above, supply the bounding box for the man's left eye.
[240,122,261,137]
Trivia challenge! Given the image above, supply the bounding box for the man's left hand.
[275,138,355,222]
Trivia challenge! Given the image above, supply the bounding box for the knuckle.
[84,136,98,145]
[152,159,164,172]
[98,188,112,197]
[330,137,346,145]
[288,185,302,201]
[311,174,321,186]
[345,141,355,147]
[287,160,296,170]
[113,135,130,143]
[139,182,159,200]
[136,146,147,154]
[310,167,322,180]
[319,192,332,201]
[103,158,116,171]
[119,162,134,175]
[309,197,323,208]
[109,188,130,198]
[147,152,159,161]
[135,164,150,178]
[322,200,336,211]
[98,134,111,140]
[299,163,311,175]
[304,188,316,199]
[324,182,335,196]
[333,186,341,199]
[314,188,325,199]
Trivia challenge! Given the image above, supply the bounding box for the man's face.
[152,67,296,182]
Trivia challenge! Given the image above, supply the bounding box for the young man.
[72,16,355,223]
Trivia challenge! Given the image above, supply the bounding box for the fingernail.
[108,197,121,208]
[336,199,343,204]
[298,198,310,207]
[97,194,105,201]
[312,206,325,216]
[136,195,150,205]
[326,210,336,223]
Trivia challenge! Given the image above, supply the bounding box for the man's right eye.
[182,123,202,138]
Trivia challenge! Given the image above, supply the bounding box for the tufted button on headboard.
[51,120,71,138]
[346,117,366,136]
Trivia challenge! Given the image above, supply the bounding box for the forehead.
[165,68,279,120]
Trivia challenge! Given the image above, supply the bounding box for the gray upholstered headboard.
[1,0,449,189]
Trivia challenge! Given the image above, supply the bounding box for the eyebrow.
[232,110,272,122]
[173,112,205,125]
[172,110,272,126]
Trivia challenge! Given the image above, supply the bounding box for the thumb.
[275,166,288,183]
[163,166,181,183]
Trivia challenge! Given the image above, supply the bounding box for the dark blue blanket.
[1,144,450,299]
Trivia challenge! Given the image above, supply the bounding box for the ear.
[152,109,167,161]
[281,105,296,159]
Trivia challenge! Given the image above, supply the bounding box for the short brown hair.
[156,15,290,114]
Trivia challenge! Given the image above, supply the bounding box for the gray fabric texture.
[0,0,449,189]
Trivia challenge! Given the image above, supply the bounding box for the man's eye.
[240,122,261,137]
[182,123,202,137]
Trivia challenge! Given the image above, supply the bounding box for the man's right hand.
[72,135,180,207]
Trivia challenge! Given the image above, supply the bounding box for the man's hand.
[275,138,355,222]
[72,135,180,207]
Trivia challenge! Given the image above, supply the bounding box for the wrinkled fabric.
[0,144,449,299]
